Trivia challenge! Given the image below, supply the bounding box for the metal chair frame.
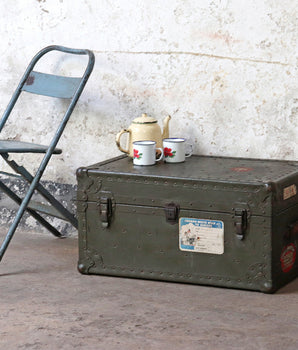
[0,45,95,261]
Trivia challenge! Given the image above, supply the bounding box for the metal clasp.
[284,220,298,241]
[164,202,180,224]
[234,208,248,240]
[99,197,113,228]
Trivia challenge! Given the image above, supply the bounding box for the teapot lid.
[132,113,157,124]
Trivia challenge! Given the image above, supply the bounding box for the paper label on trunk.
[283,184,297,200]
[179,218,224,254]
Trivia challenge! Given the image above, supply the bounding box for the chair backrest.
[22,71,82,99]
[0,45,95,133]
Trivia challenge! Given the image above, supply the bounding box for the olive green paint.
[77,155,298,293]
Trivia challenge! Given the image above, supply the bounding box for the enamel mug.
[133,141,163,166]
[163,138,193,163]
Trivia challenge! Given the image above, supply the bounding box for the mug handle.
[156,148,164,161]
[185,144,193,158]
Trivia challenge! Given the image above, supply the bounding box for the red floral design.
[164,147,176,158]
[133,149,142,159]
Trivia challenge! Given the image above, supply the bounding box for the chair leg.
[0,180,63,237]
[2,154,78,228]
[0,180,63,262]
[0,209,23,261]
[0,185,33,261]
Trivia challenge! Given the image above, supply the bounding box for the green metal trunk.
[76,155,298,293]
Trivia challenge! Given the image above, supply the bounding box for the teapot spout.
[162,115,171,139]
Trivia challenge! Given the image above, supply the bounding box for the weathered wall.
[0,0,297,187]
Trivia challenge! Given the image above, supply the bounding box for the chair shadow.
[0,267,45,277]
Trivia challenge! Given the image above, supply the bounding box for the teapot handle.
[116,129,131,154]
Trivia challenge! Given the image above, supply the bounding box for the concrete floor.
[0,229,297,350]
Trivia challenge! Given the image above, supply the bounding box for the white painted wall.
[0,0,297,184]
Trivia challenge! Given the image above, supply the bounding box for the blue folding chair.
[0,45,95,261]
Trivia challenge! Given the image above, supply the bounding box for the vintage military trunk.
[76,155,298,293]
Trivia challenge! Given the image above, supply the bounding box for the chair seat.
[0,140,62,154]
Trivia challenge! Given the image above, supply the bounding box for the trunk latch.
[164,202,180,224]
[99,196,113,228]
[234,208,248,240]
[284,220,298,241]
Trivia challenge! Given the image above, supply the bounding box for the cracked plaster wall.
[0,0,297,186]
